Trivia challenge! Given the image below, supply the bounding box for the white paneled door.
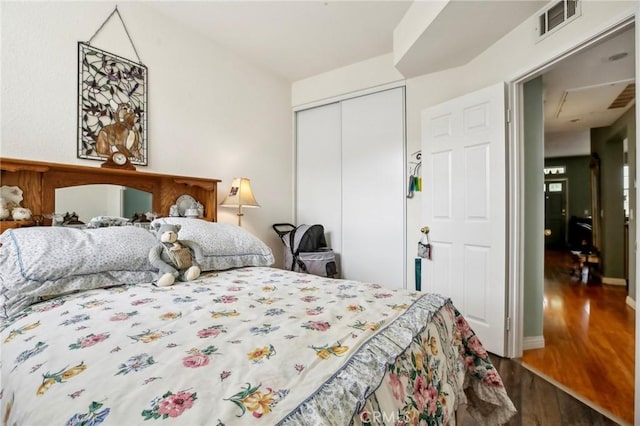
[421,83,507,356]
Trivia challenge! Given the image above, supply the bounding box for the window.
[544,166,566,175]
[549,182,563,192]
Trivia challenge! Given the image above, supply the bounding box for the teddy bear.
[149,223,204,287]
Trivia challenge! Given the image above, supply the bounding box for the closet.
[296,87,406,288]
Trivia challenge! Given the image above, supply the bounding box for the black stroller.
[272,223,337,278]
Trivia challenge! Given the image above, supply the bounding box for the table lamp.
[220,177,260,226]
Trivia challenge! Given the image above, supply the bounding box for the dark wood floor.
[458,355,621,425]
[521,249,634,424]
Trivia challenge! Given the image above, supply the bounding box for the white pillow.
[150,218,274,271]
[0,226,157,321]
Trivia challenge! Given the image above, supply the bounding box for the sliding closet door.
[341,88,405,288]
[296,103,342,257]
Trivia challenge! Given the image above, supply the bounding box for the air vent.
[608,83,636,109]
[537,0,581,40]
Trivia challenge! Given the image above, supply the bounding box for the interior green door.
[545,179,567,248]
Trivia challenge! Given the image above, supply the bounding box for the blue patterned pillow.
[151,218,274,271]
[0,226,157,321]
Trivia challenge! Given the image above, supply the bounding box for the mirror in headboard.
[55,185,152,223]
[0,158,220,225]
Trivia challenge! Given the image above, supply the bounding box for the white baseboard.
[523,335,545,350]
[602,276,627,286]
[626,296,636,310]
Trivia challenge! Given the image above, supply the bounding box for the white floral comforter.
[1,267,515,425]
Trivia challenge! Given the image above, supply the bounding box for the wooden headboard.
[0,158,220,224]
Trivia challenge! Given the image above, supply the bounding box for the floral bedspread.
[1,267,515,425]
[354,304,516,425]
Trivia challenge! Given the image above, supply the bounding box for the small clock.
[101,151,136,170]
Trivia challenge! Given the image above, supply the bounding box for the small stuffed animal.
[149,223,203,287]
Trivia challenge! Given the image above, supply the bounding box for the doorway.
[544,178,568,249]
[512,18,638,423]
[516,22,636,424]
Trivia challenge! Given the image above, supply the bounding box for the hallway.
[522,250,635,424]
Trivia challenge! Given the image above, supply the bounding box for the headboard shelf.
[0,158,220,222]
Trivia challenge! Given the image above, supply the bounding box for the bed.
[0,159,515,425]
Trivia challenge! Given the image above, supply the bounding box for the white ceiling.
[148,1,412,82]
[394,1,547,76]
[148,1,635,137]
[543,26,636,134]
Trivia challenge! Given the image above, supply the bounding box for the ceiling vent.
[608,83,636,109]
[537,0,581,41]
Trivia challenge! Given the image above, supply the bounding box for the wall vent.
[537,0,581,41]
[608,83,635,109]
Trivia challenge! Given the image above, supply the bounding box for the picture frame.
[77,42,148,165]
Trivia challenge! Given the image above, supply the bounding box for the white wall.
[393,1,447,65]
[1,2,293,265]
[291,0,637,291]
[292,53,404,107]
[545,130,591,158]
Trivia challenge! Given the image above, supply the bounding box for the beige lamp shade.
[220,178,260,226]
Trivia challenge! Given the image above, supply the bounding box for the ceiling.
[394,1,547,76]
[148,1,635,135]
[543,25,636,134]
[148,1,412,82]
